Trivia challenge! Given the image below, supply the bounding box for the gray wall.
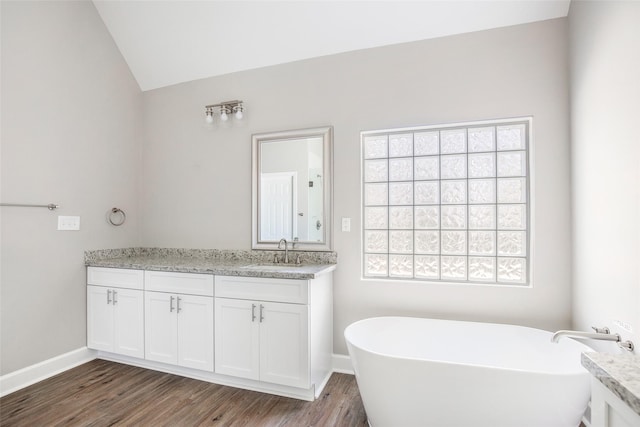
[0,1,142,374]
[569,1,640,350]
[1,6,577,373]
[141,18,571,355]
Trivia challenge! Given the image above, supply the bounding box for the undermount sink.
[241,263,304,270]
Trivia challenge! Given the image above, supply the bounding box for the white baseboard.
[332,353,353,374]
[0,347,97,397]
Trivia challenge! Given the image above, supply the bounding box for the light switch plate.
[58,216,80,231]
[341,217,351,232]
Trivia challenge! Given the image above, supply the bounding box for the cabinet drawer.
[145,271,214,296]
[215,275,308,304]
[87,267,144,290]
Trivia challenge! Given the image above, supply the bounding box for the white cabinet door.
[177,294,214,371]
[215,298,309,387]
[214,298,259,380]
[259,302,309,388]
[591,379,640,427]
[87,285,114,352]
[112,288,144,358]
[88,286,144,358]
[145,291,178,364]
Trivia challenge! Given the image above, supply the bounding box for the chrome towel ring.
[108,208,126,226]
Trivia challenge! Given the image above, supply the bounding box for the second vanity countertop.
[85,247,337,280]
[582,352,640,416]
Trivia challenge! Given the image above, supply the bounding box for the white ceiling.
[93,0,571,92]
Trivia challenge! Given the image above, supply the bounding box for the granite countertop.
[85,247,337,280]
[581,352,640,416]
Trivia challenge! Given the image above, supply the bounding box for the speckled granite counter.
[85,248,337,280]
[582,352,640,416]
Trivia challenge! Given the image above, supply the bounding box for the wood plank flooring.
[0,359,368,426]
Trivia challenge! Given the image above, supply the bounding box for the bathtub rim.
[344,316,593,377]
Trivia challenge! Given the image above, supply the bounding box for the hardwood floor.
[0,359,368,426]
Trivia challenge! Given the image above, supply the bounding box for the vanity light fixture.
[204,100,244,124]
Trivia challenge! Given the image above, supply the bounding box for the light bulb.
[220,109,229,121]
[235,107,244,120]
[205,112,213,124]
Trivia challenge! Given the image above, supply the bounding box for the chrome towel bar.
[0,203,59,210]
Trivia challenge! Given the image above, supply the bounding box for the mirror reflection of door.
[307,139,324,242]
[260,172,297,240]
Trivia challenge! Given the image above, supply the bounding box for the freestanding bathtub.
[344,317,592,427]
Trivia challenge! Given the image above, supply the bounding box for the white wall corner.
[332,353,353,375]
[0,347,97,397]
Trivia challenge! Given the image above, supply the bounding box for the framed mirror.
[252,126,333,251]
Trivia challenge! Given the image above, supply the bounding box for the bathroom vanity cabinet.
[86,262,334,401]
[144,271,214,372]
[582,352,640,427]
[591,378,640,427]
[87,267,144,358]
[591,380,640,427]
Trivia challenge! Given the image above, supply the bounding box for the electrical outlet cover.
[613,319,633,333]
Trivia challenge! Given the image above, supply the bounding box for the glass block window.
[362,119,530,285]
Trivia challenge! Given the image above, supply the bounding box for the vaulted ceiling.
[93,0,571,91]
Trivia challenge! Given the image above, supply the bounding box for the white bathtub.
[344,317,592,427]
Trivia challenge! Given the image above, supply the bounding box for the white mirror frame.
[252,126,333,251]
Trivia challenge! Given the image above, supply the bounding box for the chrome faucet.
[277,238,289,264]
[551,327,635,351]
[552,330,620,343]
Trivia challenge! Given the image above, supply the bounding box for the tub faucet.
[551,329,620,343]
[278,238,289,264]
[551,327,635,352]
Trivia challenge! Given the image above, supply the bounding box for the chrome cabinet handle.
[251,304,257,322]
[170,296,175,312]
[107,289,112,305]
[259,304,265,323]
[112,291,118,305]
[177,297,182,313]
